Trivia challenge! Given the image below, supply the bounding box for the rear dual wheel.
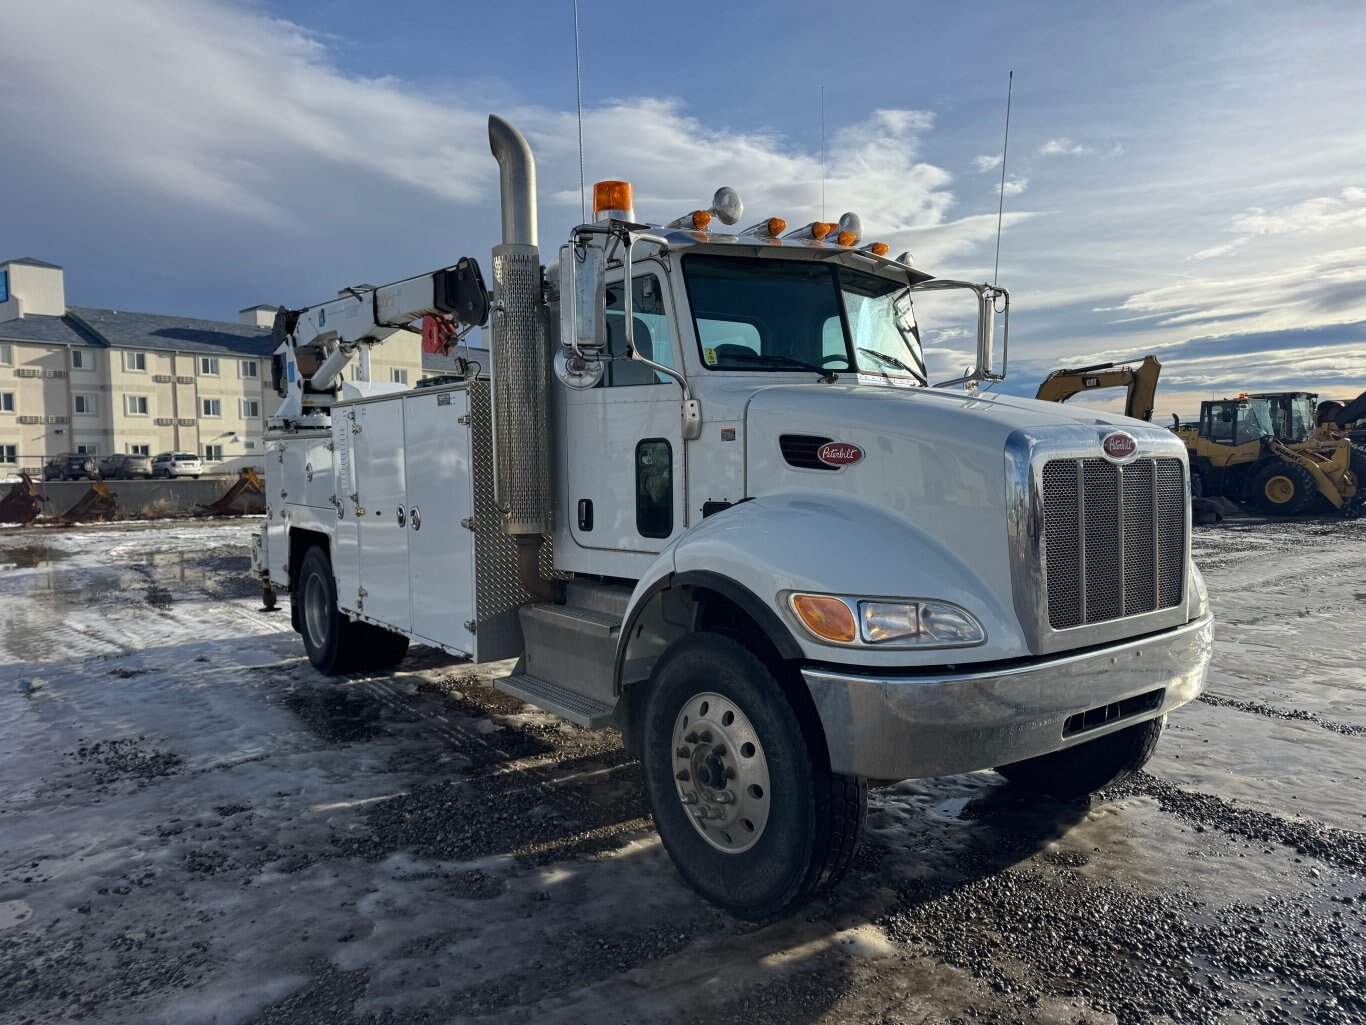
[641,633,866,919]
[296,546,409,674]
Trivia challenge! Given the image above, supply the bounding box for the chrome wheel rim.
[671,691,771,853]
[303,570,330,651]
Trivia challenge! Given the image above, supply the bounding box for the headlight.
[789,594,985,647]
[1189,563,1209,618]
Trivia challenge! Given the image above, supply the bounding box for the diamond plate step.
[494,672,616,730]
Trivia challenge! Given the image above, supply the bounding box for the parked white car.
[152,452,203,479]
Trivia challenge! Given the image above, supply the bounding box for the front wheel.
[1249,459,1315,516]
[641,633,866,919]
[996,715,1165,798]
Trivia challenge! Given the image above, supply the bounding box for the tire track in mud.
[1197,693,1366,737]
[1107,771,1366,872]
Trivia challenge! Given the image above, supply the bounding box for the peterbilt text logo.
[817,442,864,467]
[1102,432,1138,460]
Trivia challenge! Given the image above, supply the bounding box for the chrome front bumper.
[802,614,1213,780]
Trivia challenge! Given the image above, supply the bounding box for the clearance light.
[790,594,857,643]
[739,217,788,238]
[668,209,713,230]
[593,180,635,223]
[864,242,890,257]
[836,212,863,245]
[836,230,857,247]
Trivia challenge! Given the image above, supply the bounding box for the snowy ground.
[1,517,1364,1025]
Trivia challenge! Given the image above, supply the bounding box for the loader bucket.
[0,474,48,525]
[54,479,119,525]
[200,469,265,516]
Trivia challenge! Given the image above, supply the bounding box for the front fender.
[619,492,1028,677]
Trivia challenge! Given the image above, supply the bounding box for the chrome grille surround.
[1006,425,1192,655]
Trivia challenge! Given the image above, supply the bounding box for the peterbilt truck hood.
[739,382,1172,657]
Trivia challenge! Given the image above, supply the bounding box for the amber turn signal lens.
[836,230,856,247]
[691,210,713,230]
[791,594,857,643]
[592,180,634,215]
[767,217,787,236]
[869,241,890,256]
[811,222,835,240]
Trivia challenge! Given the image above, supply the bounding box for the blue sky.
[2,0,1364,417]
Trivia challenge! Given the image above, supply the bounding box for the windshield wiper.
[858,347,924,382]
[718,352,840,382]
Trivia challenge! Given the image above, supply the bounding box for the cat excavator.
[1034,355,1162,421]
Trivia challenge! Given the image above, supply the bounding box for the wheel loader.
[1174,391,1365,516]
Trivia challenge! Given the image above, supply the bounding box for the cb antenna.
[573,0,586,223]
[992,70,1014,287]
[820,84,826,220]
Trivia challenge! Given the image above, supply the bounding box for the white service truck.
[252,115,1213,918]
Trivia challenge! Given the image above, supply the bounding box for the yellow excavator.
[1034,355,1163,421]
[1173,390,1366,516]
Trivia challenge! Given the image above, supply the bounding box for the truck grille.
[1041,457,1185,630]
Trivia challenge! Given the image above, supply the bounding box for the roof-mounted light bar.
[593,180,635,223]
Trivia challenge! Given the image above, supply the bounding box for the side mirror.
[560,238,606,356]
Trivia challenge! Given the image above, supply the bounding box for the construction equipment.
[0,474,47,525]
[1176,391,1365,515]
[200,468,265,516]
[1035,355,1162,421]
[54,479,119,524]
[251,114,1211,919]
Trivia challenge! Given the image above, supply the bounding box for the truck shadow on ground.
[263,668,1098,1024]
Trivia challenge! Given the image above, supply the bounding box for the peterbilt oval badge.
[1102,432,1138,460]
[817,441,864,467]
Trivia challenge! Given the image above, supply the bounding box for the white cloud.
[1230,187,1366,236]
[1187,238,1249,261]
[997,176,1029,198]
[1037,137,1094,157]
[0,0,1031,310]
[972,154,1003,173]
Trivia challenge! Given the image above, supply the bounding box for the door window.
[635,439,673,538]
[601,274,674,387]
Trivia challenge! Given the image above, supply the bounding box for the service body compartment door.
[403,388,475,653]
[353,399,411,632]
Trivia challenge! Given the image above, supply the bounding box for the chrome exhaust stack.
[488,115,558,601]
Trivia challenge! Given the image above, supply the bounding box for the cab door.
[562,268,684,555]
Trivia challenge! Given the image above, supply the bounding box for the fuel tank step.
[494,672,616,730]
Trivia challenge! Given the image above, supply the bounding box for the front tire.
[996,715,1165,798]
[1249,459,1315,515]
[641,633,865,919]
[295,546,364,674]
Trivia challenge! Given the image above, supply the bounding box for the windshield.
[682,254,926,384]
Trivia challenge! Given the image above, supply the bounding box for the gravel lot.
[1,516,1364,1025]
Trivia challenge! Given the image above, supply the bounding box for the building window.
[240,359,259,379]
[204,445,224,461]
[241,398,261,419]
[391,368,409,385]
[74,394,97,415]
[129,444,150,456]
[71,349,94,370]
[125,351,147,371]
[76,444,98,456]
[0,343,13,365]
[0,392,13,413]
[244,440,256,450]
[200,357,220,376]
[0,444,15,464]
[126,395,149,416]
[202,398,222,417]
